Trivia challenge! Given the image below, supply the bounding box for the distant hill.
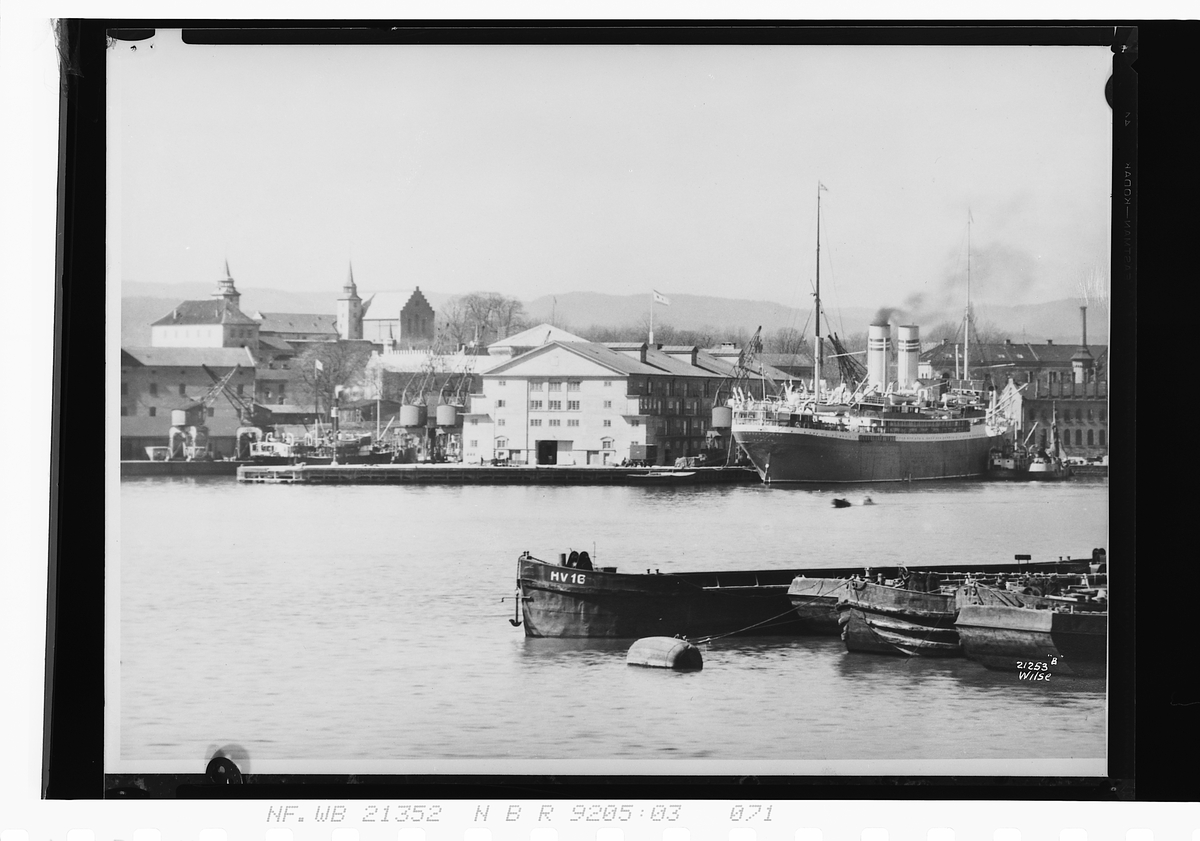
[526,292,1108,346]
[119,282,1107,348]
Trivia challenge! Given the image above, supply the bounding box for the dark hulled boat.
[837,579,963,656]
[954,583,1107,677]
[514,552,806,639]
[514,552,1098,640]
[786,577,851,634]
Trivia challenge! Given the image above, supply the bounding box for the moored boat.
[787,577,851,634]
[837,579,962,657]
[954,583,1107,677]
[514,551,1096,640]
[731,196,1011,484]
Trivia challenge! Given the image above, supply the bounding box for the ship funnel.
[867,322,890,389]
[897,325,920,389]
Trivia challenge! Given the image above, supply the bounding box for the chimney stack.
[896,325,920,389]
[867,322,890,388]
[1080,305,1088,349]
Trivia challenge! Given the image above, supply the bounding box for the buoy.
[862,496,874,506]
[626,636,703,671]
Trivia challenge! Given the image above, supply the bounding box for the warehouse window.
[470,418,479,425]
[603,400,612,409]
[567,381,581,391]
[530,419,542,427]
[1087,429,1094,446]
[1099,430,1106,446]
[601,438,614,449]
[549,419,561,427]
[149,383,158,397]
[603,380,612,387]
[148,407,157,417]
[469,440,478,448]
[603,419,612,427]
[495,399,505,408]
[549,381,562,392]
[567,419,579,427]
[530,400,543,410]
[1074,430,1082,445]
[567,400,580,411]
[497,438,508,448]
[498,380,507,387]
[530,380,543,390]
[549,400,562,411]
[208,407,215,417]
[497,418,506,427]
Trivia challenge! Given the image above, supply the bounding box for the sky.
[111,33,1113,313]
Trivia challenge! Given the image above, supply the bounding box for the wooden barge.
[515,552,1096,640]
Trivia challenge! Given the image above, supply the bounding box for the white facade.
[150,322,260,349]
[463,346,647,466]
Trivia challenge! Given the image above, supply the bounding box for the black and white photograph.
[105,29,1116,781]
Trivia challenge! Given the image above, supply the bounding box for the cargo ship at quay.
[731,190,1011,484]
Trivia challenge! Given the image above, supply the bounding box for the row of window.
[487,438,617,450]
[527,400,583,410]
[1030,407,1107,424]
[120,406,216,418]
[123,383,247,397]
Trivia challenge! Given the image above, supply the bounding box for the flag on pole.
[968,208,974,223]
[653,290,670,306]
[315,358,324,372]
[818,182,828,192]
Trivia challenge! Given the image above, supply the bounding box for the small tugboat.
[988,406,1072,481]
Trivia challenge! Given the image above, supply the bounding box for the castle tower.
[337,262,364,340]
[211,259,241,310]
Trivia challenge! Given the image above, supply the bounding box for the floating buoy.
[626,636,703,671]
[862,496,874,506]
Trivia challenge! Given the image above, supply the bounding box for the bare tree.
[765,326,807,355]
[441,292,529,348]
[293,341,375,415]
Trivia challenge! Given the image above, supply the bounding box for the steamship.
[731,195,1008,483]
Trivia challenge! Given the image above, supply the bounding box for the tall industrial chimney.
[1080,305,1088,349]
[867,322,890,389]
[897,325,920,389]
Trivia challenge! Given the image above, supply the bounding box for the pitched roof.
[121,347,257,368]
[252,312,338,335]
[257,335,297,353]
[487,323,587,349]
[150,300,258,327]
[920,341,1109,367]
[482,340,792,381]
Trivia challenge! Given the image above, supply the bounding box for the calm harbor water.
[116,477,1108,768]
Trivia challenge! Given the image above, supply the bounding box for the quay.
[122,460,242,477]
[235,464,759,486]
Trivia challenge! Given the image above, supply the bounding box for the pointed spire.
[224,257,232,280]
[342,260,360,297]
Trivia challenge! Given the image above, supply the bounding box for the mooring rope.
[690,606,805,646]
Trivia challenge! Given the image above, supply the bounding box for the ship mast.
[964,209,972,385]
[814,182,824,398]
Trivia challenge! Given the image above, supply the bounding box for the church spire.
[212,259,241,309]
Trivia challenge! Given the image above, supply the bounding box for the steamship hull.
[733,424,1001,484]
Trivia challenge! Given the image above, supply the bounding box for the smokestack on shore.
[1080,305,1088,349]
[897,325,920,389]
[867,322,890,389]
